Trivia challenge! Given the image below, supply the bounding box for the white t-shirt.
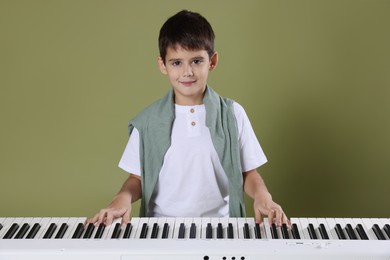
[118,102,267,217]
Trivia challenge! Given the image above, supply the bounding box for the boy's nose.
[183,64,194,77]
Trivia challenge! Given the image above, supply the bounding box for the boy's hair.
[158,10,215,64]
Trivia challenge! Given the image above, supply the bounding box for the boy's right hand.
[87,193,132,226]
[87,174,142,226]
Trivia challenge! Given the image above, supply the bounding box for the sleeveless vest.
[128,86,246,217]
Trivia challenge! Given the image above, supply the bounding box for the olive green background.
[1,0,389,219]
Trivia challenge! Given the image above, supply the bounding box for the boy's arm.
[243,169,289,226]
[87,174,142,226]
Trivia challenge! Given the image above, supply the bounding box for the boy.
[88,10,289,227]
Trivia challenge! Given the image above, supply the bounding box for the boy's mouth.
[180,80,197,87]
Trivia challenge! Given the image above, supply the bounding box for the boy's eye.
[171,61,181,66]
[192,59,203,65]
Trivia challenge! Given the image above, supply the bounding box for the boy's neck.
[173,90,205,106]
[174,99,204,106]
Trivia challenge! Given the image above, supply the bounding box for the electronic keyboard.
[0,217,389,260]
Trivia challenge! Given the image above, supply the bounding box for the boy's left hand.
[253,195,290,227]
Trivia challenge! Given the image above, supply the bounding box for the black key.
[243,223,250,239]
[372,224,386,240]
[217,223,223,239]
[189,223,196,239]
[291,223,301,239]
[15,223,30,239]
[161,223,169,239]
[356,224,368,240]
[55,223,68,239]
[151,223,159,239]
[345,224,357,240]
[111,223,121,239]
[270,223,279,239]
[227,223,234,239]
[254,223,261,239]
[206,223,212,239]
[308,224,317,239]
[139,223,148,239]
[281,224,290,239]
[383,224,390,239]
[3,223,19,239]
[43,223,57,239]
[0,224,3,231]
[178,223,185,239]
[72,223,85,239]
[123,223,132,238]
[335,224,347,240]
[94,223,105,239]
[318,224,329,239]
[83,223,95,239]
[26,223,41,239]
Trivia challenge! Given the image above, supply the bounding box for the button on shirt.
[119,102,267,217]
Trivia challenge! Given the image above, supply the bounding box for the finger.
[274,208,283,227]
[104,212,114,226]
[96,210,108,225]
[282,213,290,226]
[268,209,276,226]
[121,209,131,225]
[86,215,97,225]
[87,213,102,225]
[254,208,263,224]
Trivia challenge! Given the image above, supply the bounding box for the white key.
[146,217,159,239]
[154,217,166,239]
[306,218,321,239]
[21,217,40,238]
[201,217,212,239]
[263,217,273,239]
[255,220,267,239]
[335,218,350,239]
[298,218,311,239]
[67,217,87,239]
[135,217,149,239]
[317,217,334,239]
[237,217,246,239]
[51,217,70,239]
[164,217,175,239]
[371,218,387,240]
[6,217,24,239]
[191,218,202,239]
[0,218,16,238]
[228,218,239,239]
[377,218,390,239]
[61,217,81,239]
[218,218,229,239]
[349,218,367,240]
[211,217,220,239]
[246,218,256,239]
[173,217,185,239]
[361,218,378,240]
[325,218,341,240]
[105,218,122,239]
[290,217,304,239]
[33,218,52,239]
[128,217,140,239]
[183,217,194,239]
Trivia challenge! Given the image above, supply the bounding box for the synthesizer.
[0,217,389,260]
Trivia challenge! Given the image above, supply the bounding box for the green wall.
[1,0,389,219]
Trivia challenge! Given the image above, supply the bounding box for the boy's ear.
[157,57,168,75]
[209,51,219,71]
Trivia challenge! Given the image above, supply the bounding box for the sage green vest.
[128,86,246,217]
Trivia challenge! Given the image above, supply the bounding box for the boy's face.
[158,45,218,105]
